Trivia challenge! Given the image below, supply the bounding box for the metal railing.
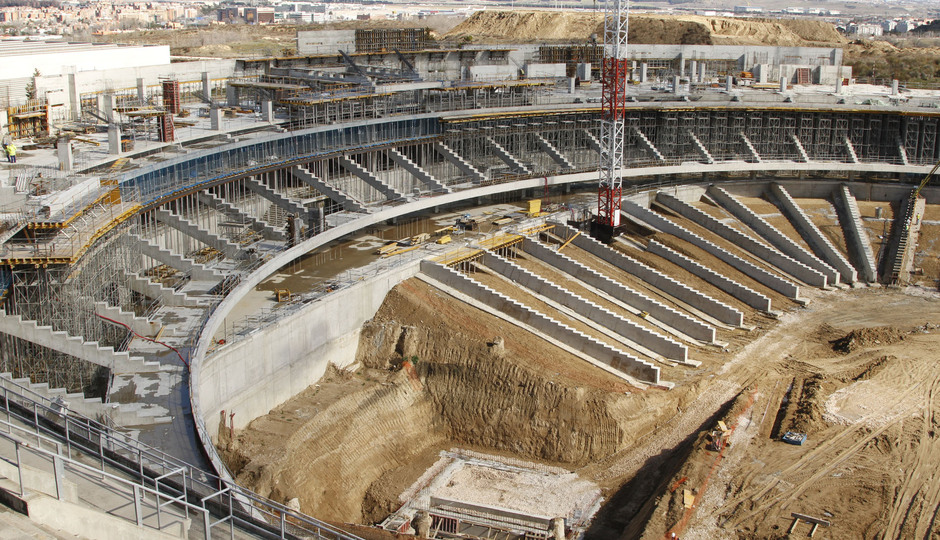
[0,381,363,540]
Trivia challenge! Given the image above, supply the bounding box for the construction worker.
[6,143,15,163]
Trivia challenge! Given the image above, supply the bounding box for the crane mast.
[597,0,629,232]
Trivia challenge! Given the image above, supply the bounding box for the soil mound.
[831,326,907,354]
[444,11,847,46]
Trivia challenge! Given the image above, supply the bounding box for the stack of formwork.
[6,99,49,139]
[355,28,434,53]
[162,80,181,115]
[158,113,175,142]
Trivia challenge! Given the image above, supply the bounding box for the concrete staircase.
[769,183,857,284]
[740,132,762,163]
[882,192,923,284]
[706,186,840,285]
[386,148,450,193]
[420,260,660,385]
[583,130,603,154]
[843,136,860,164]
[434,142,486,184]
[487,137,532,175]
[622,201,801,299]
[91,300,160,338]
[632,127,666,162]
[244,177,311,220]
[481,251,688,362]
[835,185,878,282]
[688,130,715,164]
[655,192,827,287]
[790,133,811,162]
[898,138,910,166]
[0,311,162,374]
[154,209,244,260]
[131,234,224,283]
[523,236,718,342]
[339,156,405,201]
[196,192,286,242]
[647,239,772,312]
[535,134,574,170]
[290,165,366,212]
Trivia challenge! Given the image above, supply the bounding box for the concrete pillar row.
[640,63,648,83]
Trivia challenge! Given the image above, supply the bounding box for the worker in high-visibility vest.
[5,143,15,163]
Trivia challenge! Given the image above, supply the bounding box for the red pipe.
[94,312,189,369]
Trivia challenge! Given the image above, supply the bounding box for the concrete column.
[726,75,733,91]
[261,100,273,123]
[68,73,80,121]
[780,77,787,92]
[835,77,843,94]
[210,107,222,131]
[57,139,73,171]
[673,75,681,93]
[568,77,576,93]
[137,78,146,103]
[679,54,685,76]
[891,79,899,95]
[699,62,706,83]
[202,72,211,101]
[108,124,121,155]
[640,62,648,83]
[226,84,239,107]
[690,60,697,83]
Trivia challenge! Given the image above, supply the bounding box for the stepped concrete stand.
[622,201,801,299]
[197,192,287,241]
[656,192,827,288]
[434,142,486,184]
[386,147,451,193]
[420,261,660,385]
[834,184,878,282]
[706,185,839,285]
[535,134,574,170]
[154,209,244,260]
[119,270,205,308]
[290,165,366,213]
[131,234,224,283]
[524,237,718,342]
[481,251,688,362]
[487,137,531,175]
[647,239,772,312]
[340,156,405,201]
[769,183,857,284]
[244,177,312,221]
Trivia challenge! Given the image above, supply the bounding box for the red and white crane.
[597,0,629,233]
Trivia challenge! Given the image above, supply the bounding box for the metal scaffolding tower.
[597,0,629,232]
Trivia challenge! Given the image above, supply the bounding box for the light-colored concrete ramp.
[834,184,878,282]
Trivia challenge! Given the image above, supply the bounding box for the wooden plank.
[791,513,831,527]
[683,489,695,508]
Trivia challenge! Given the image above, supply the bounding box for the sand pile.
[831,326,908,353]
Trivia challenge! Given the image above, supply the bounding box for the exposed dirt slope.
[444,11,846,46]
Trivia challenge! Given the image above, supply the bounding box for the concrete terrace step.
[339,156,405,201]
[0,312,162,374]
[131,234,224,283]
[291,165,366,212]
[420,260,660,385]
[647,239,772,312]
[480,251,688,362]
[434,142,486,184]
[622,201,800,299]
[486,137,531,175]
[835,184,878,282]
[551,223,741,329]
[706,185,840,285]
[769,183,857,284]
[154,209,245,261]
[197,191,287,242]
[525,236,718,342]
[534,134,574,170]
[632,127,666,162]
[790,133,811,163]
[655,192,827,288]
[244,176,311,220]
[386,147,450,193]
[120,270,207,308]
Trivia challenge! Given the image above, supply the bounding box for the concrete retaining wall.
[622,201,800,298]
[556,224,742,329]
[420,260,660,384]
[198,260,420,434]
[656,192,828,288]
[769,183,858,283]
[481,251,687,361]
[522,237,717,341]
[706,185,840,285]
[647,240,772,312]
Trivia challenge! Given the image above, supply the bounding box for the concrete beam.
[386,147,450,193]
[622,200,801,298]
[655,192,827,288]
[834,184,878,282]
[706,185,840,285]
[339,156,404,201]
[769,183,857,283]
[420,260,660,384]
[154,209,244,260]
[481,251,688,362]
[523,236,718,342]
